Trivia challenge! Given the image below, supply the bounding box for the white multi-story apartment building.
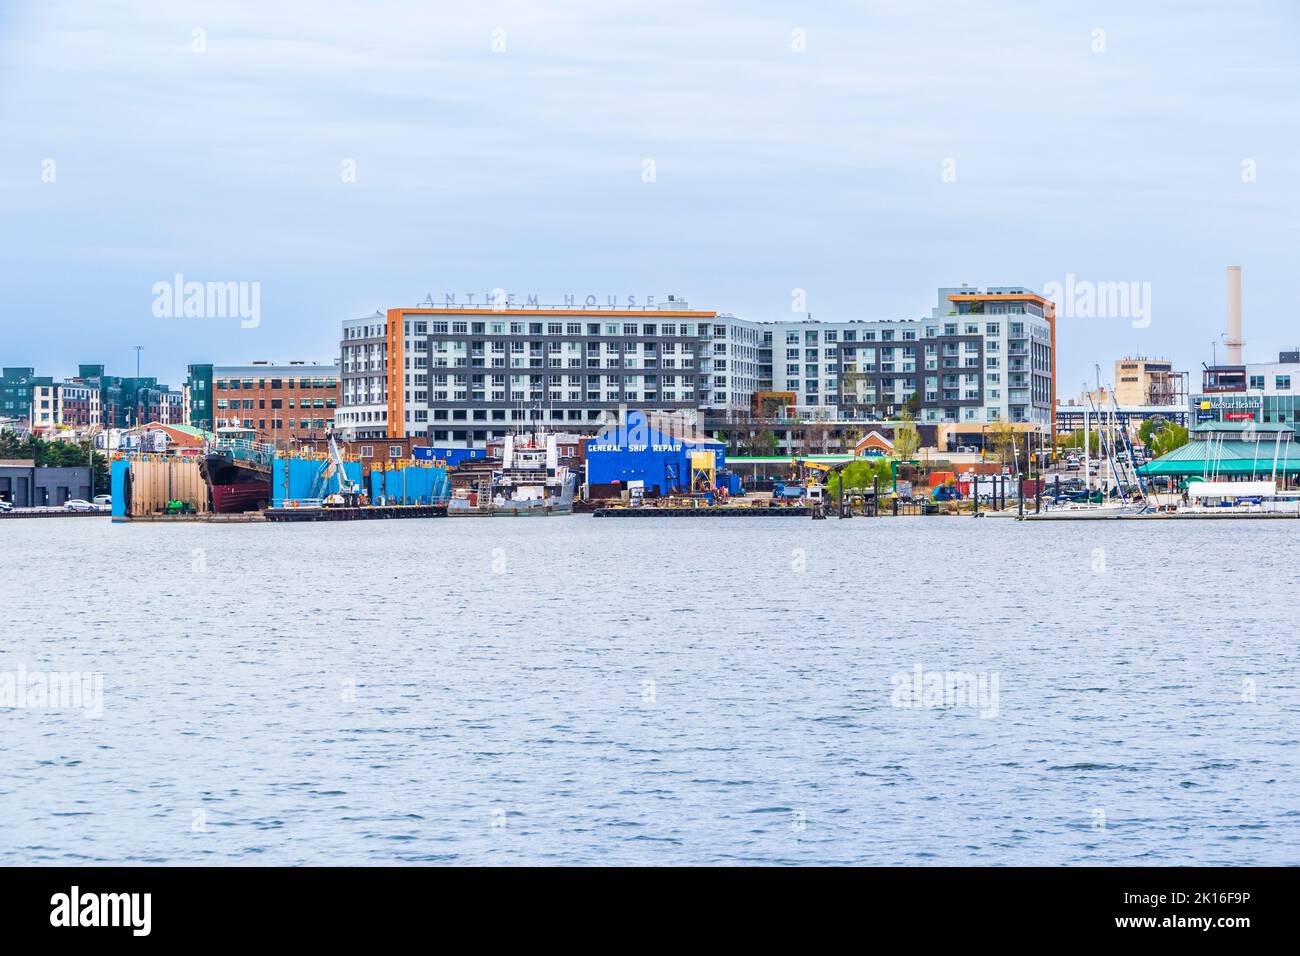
[338,299,720,445]
[736,286,1056,429]
[338,286,1057,445]
[701,317,763,415]
[915,286,1056,430]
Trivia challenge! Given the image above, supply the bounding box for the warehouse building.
[585,411,726,496]
[0,461,92,507]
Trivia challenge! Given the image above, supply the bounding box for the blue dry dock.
[266,454,451,521]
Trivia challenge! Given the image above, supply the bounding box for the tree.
[1058,429,1100,453]
[803,421,833,455]
[0,434,107,490]
[744,429,779,456]
[1148,423,1189,458]
[892,411,920,461]
[1138,415,1168,449]
[986,422,1018,468]
[830,457,893,501]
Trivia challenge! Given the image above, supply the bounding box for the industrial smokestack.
[1226,265,1244,365]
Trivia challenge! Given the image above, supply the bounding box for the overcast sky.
[2,1,1298,394]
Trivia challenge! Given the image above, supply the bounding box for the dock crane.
[322,428,362,507]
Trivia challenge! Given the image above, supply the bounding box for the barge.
[265,503,446,522]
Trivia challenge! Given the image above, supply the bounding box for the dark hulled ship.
[200,426,273,513]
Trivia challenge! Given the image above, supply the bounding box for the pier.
[264,503,447,522]
[113,512,266,523]
[0,510,106,520]
[594,506,810,517]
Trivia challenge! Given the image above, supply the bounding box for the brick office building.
[188,361,340,447]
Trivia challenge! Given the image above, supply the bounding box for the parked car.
[63,499,96,512]
[93,494,112,510]
[0,499,12,513]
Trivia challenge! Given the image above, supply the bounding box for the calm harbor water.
[1,516,1296,866]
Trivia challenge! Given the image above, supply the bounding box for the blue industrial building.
[585,411,730,496]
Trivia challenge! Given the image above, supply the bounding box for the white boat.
[447,431,576,516]
[1159,480,1300,518]
[1023,500,1143,520]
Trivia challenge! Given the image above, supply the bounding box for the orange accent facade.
[1046,301,1056,441]
[386,308,404,439]
[946,294,1052,304]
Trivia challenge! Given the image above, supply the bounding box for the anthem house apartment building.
[337,299,730,444]
[337,287,1055,449]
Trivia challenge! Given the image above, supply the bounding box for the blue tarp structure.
[586,410,728,495]
[368,466,449,504]
[270,457,363,507]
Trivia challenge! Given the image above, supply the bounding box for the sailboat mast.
[1083,382,1091,491]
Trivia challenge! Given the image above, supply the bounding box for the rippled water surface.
[1,515,1296,865]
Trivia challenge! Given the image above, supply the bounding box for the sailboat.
[1027,383,1150,520]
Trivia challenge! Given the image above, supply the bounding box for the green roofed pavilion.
[1139,422,1300,478]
